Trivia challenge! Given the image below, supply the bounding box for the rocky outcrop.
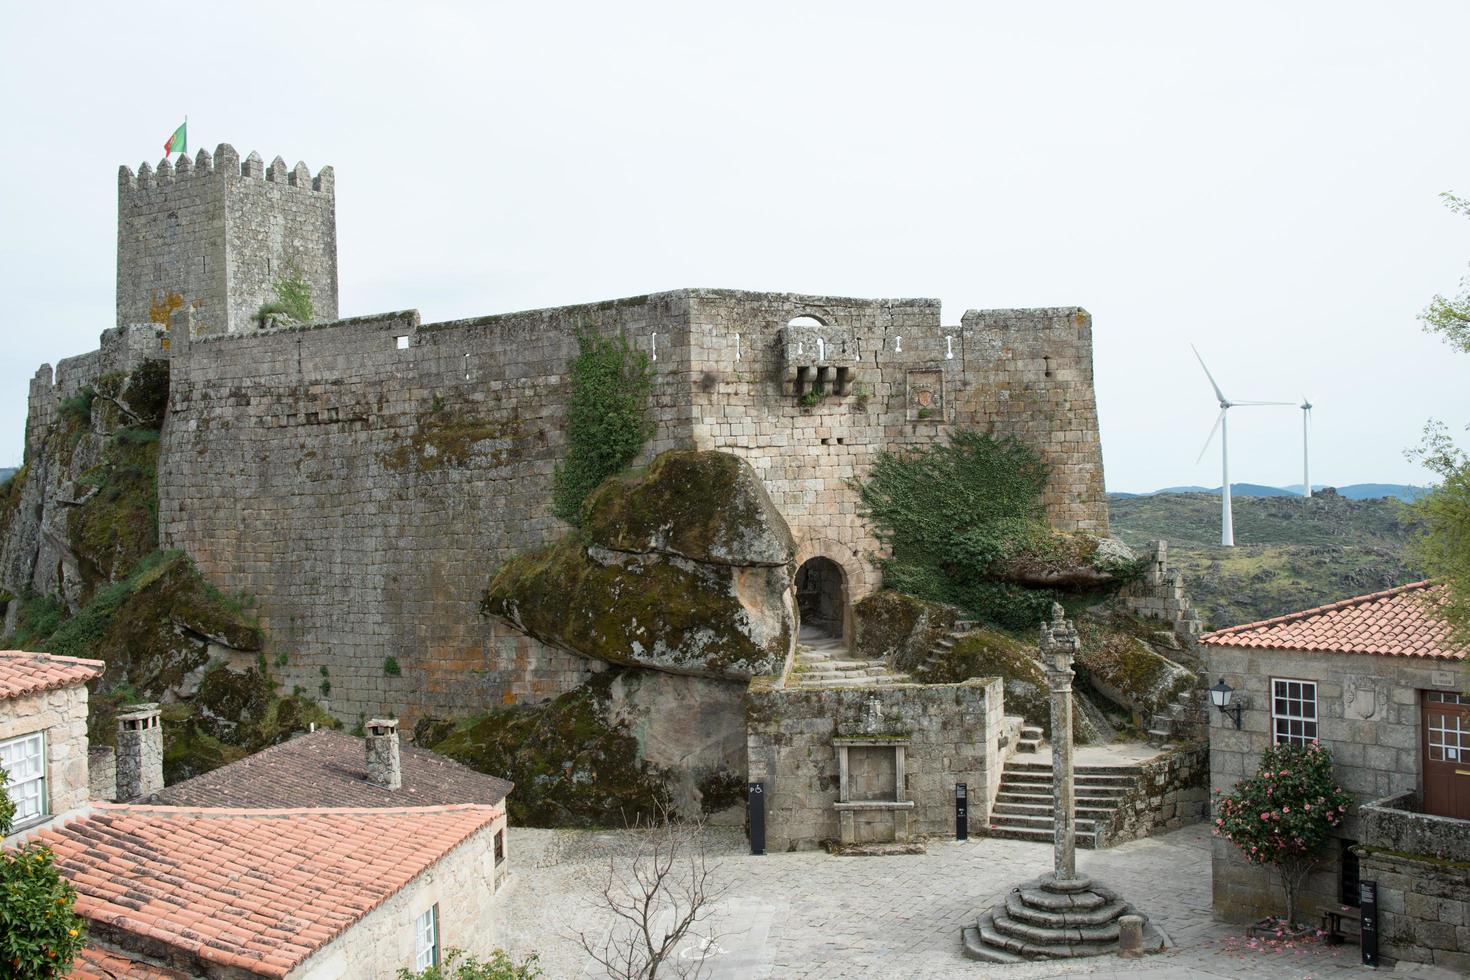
[991,533,1140,590]
[852,590,960,670]
[484,450,797,680]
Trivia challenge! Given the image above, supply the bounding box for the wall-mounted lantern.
[1210,677,1244,730]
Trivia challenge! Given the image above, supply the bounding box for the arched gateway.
[794,556,847,641]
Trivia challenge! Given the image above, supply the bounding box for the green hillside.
[1108,490,1421,629]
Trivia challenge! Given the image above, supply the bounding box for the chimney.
[115,703,163,801]
[365,718,401,790]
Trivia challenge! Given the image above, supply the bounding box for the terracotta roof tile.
[34,803,501,979]
[151,729,512,808]
[69,943,190,979]
[1200,581,1467,659]
[0,650,104,701]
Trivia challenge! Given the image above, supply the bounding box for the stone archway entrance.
[795,556,847,641]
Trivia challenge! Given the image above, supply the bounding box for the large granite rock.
[484,450,797,680]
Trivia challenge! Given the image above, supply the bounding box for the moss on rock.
[485,450,795,679]
[582,451,795,566]
[917,628,1088,742]
[429,671,672,827]
[1075,611,1195,720]
[852,590,958,671]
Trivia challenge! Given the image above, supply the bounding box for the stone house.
[39,802,507,978]
[0,650,103,837]
[1201,581,1470,971]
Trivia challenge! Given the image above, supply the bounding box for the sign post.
[955,782,968,840]
[1360,880,1378,968]
[748,781,766,855]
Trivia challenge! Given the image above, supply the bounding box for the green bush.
[57,390,95,426]
[396,948,542,979]
[0,775,87,978]
[384,656,402,676]
[855,430,1057,628]
[551,331,654,525]
[1214,741,1353,926]
[256,267,315,326]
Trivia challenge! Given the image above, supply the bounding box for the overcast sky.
[2,2,1467,492]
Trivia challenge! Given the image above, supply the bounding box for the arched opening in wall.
[795,556,847,641]
[787,314,827,328]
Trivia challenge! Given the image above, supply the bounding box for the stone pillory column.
[1040,603,1079,881]
[365,718,402,790]
[115,704,163,801]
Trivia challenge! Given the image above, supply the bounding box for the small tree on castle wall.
[1213,742,1353,928]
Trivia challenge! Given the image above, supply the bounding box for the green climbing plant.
[256,265,315,326]
[855,429,1057,628]
[551,330,654,525]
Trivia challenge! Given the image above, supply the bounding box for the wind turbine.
[1300,397,1313,499]
[1192,345,1293,547]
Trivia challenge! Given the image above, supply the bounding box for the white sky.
[2,1,1467,492]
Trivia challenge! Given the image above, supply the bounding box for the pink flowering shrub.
[1213,741,1353,927]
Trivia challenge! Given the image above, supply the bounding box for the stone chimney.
[115,704,163,801]
[365,718,402,790]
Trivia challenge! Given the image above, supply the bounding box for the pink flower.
[1261,813,1270,821]
[1284,807,1291,813]
[1304,804,1311,811]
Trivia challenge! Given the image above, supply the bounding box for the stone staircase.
[790,634,912,689]
[985,759,1142,849]
[915,619,978,677]
[1146,687,1206,746]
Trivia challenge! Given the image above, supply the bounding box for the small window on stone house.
[494,829,505,866]
[0,731,47,827]
[1339,839,1360,907]
[1271,678,1318,746]
[396,336,410,351]
[414,904,439,969]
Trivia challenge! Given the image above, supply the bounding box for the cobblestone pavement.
[500,823,1375,980]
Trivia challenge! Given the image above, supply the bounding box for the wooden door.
[1422,690,1470,820]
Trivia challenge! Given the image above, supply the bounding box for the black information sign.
[955,783,968,840]
[1360,879,1378,968]
[748,781,766,855]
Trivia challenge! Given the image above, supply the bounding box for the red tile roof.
[36,803,502,978]
[0,650,104,701]
[70,943,190,979]
[1200,581,1467,659]
[152,729,512,809]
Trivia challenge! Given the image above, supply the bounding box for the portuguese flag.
[164,120,187,157]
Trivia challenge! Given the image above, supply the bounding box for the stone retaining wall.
[1094,742,1208,847]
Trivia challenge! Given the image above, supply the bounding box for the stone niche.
[835,734,913,844]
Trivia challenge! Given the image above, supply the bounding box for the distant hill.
[1108,491,1421,630]
[0,468,15,484]
[1110,483,1430,502]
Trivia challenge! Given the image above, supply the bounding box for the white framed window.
[0,731,48,827]
[1272,678,1319,746]
[414,904,439,970]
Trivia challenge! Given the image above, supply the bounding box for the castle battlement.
[117,144,334,196]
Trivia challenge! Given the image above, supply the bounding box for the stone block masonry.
[745,676,1004,851]
[0,683,92,824]
[117,144,337,337]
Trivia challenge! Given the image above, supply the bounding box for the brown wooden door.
[1422,690,1470,820]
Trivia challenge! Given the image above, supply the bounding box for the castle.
[12,144,1108,724]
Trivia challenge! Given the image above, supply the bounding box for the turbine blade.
[1195,409,1226,465]
[1191,345,1228,403]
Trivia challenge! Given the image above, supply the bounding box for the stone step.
[992,911,1121,946]
[1004,893,1129,929]
[984,825,1098,848]
[989,814,1100,832]
[1016,883,1110,912]
[1001,775,1135,790]
[992,802,1116,820]
[1015,738,1041,753]
[960,924,1024,964]
[969,911,1117,959]
[1003,762,1145,777]
[1020,725,1043,739]
[994,792,1126,809]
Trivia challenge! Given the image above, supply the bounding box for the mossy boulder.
[991,533,1142,590]
[917,628,1089,742]
[428,671,673,826]
[1075,612,1195,722]
[582,450,795,566]
[852,590,959,671]
[485,450,795,679]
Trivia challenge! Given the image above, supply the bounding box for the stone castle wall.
[116,145,337,337]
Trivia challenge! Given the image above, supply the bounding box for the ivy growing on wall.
[855,429,1057,629]
[551,330,654,526]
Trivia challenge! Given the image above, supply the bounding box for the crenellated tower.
[116,143,338,336]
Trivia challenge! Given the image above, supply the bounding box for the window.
[1272,679,1318,746]
[0,731,47,827]
[1339,839,1360,907]
[395,335,410,350]
[494,830,505,867]
[1427,702,1467,763]
[414,904,438,970]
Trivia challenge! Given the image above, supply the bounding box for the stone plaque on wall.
[906,370,944,421]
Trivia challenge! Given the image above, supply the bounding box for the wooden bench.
[1321,907,1362,945]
